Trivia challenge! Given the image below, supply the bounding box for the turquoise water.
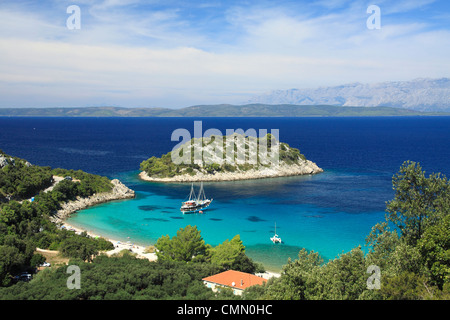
[2,116,449,272]
[67,170,386,272]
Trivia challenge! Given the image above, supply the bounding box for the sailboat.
[180,182,213,214]
[270,222,282,244]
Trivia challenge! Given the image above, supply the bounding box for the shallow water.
[1,116,449,271]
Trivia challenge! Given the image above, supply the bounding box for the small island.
[139,133,323,182]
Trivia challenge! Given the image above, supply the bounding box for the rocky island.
[139,133,323,182]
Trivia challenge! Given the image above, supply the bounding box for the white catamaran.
[270,222,282,244]
[180,182,213,214]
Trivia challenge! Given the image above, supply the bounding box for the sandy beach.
[59,221,281,279]
[60,221,158,262]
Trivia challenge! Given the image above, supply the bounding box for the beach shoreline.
[60,220,281,278]
[50,178,158,260]
[53,177,281,277]
[59,221,158,261]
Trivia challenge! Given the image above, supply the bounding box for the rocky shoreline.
[51,179,135,223]
[139,160,323,182]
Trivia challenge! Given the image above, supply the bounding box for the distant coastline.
[1,104,449,117]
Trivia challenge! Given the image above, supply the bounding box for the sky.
[0,0,449,108]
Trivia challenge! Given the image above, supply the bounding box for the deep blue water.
[1,117,449,271]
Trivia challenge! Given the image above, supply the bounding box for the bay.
[1,116,449,271]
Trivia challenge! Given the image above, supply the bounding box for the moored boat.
[270,222,282,243]
[180,182,213,213]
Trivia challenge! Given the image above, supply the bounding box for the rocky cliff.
[52,179,135,222]
[139,160,322,182]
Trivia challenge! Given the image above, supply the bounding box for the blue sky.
[0,0,449,108]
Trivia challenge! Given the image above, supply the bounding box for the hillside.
[0,150,135,287]
[139,133,323,182]
[0,104,444,117]
[0,150,134,205]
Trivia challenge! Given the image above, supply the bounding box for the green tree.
[30,253,46,268]
[309,247,367,300]
[417,214,450,289]
[380,272,434,300]
[265,248,323,300]
[59,236,99,262]
[386,161,450,245]
[156,225,208,262]
[0,245,27,286]
[365,222,400,273]
[207,234,263,273]
[209,235,245,269]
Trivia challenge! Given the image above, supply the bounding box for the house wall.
[203,281,244,296]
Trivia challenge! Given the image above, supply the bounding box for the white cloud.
[0,1,448,108]
[379,0,437,14]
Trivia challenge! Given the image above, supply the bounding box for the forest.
[0,150,449,300]
[0,151,115,287]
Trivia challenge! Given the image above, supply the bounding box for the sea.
[1,116,449,272]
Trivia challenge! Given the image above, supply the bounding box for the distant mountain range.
[0,104,447,117]
[247,78,450,112]
[1,78,449,116]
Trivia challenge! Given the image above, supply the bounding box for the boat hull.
[181,200,213,214]
[270,234,282,244]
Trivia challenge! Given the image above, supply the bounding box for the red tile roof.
[202,270,267,290]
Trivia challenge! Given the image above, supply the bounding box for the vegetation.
[0,254,237,300]
[155,226,264,274]
[0,225,262,300]
[0,154,53,202]
[51,168,113,195]
[0,151,115,286]
[250,161,449,300]
[0,154,449,300]
[140,133,307,179]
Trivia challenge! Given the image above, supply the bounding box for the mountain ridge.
[0,104,447,117]
[247,78,450,112]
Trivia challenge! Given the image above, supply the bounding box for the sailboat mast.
[198,182,205,201]
[189,183,196,201]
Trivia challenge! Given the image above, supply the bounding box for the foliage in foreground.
[0,226,261,300]
[255,161,450,300]
[0,151,114,286]
[0,254,226,300]
[1,158,449,300]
